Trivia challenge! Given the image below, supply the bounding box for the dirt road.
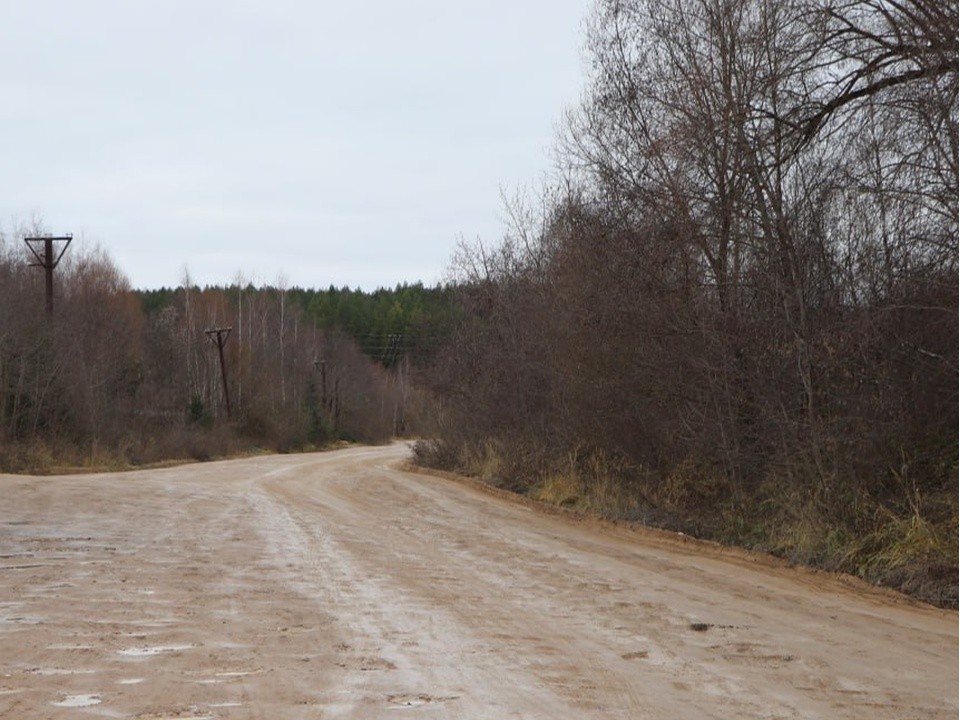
[0,444,955,719]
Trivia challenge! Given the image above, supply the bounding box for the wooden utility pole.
[24,235,72,317]
[313,356,339,432]
[319,358,328,411]
[205,327,233,419]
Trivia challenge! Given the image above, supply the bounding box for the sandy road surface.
[0,444,955,719]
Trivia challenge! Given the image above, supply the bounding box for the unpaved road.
[0,444,955,719]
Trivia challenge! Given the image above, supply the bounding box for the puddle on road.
[215,670,260,677]
[34,582,75,591]
[0,564,49,570]
[1,615,45,625]
[118,644,195,657]
[194,668,261,685]
[52,694,101,707]
[386,693,460,709]
[28,668,98,676]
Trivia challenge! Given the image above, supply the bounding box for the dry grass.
[533,472,581,507]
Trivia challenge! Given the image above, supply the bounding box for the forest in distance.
[1,0,957,608]
[0,251,452,468]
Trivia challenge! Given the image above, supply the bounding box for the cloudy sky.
[1,1,591,290]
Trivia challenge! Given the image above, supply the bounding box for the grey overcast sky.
[0,1,591,290]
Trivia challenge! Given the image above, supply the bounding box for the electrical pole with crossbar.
[205,327,233,420]
[24,234,72,317]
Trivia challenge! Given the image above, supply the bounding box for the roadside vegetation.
[414,0,958,608]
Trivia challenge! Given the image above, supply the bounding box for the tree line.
[139,282,457,370]
[415,0,957,606]
[0,237,443,471]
